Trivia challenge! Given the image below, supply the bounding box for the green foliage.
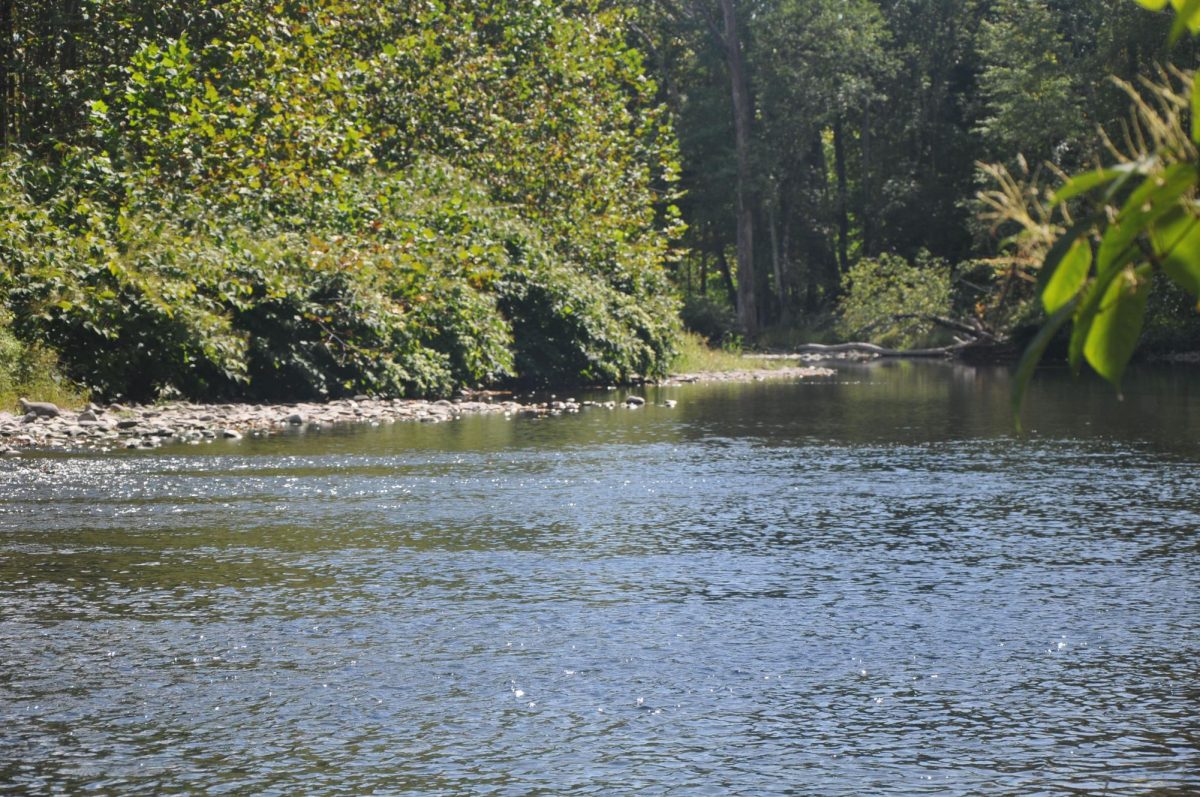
[1134,0,1200,41]
[837,252,953,348]
[651,0,1187,337]
[0,311,86,412]
[0,0,683,400]
[680,294,739,345]
[991,4,1200,422]
[975,0,1086,162]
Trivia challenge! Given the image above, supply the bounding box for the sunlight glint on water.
[1,362,1198,795]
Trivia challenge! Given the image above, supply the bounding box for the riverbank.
[0,365,836,455]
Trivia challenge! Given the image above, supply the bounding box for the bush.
[837,251,953,349]
[0,155,680,401]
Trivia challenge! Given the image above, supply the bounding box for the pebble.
[0,366,837,456]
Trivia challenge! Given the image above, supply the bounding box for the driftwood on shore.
[785,313,1014,361]
[782,341,973,358]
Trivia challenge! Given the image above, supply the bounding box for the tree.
[649,0,760,335]
[720,0,759,337]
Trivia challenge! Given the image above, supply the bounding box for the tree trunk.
[833,116,849,276]
[61,0,80,72]
[861,99,874,257]
[715,245,738,310]
[0,0,10,149]
[768,202,788,326]
[720,0,757,337]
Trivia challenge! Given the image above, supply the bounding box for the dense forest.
[2,0,1199,403]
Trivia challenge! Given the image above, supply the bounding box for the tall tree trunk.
[720,0,757,337]
[781,207,793,316]
[0,0,11,149]
[768,201,788,326]
[715,245,738,310]
[61,0,80,72]
[861,99,875,257]
[833,116,849,276]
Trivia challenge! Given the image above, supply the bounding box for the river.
[1,361,1197,795]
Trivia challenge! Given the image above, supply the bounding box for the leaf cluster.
[981,56,1200,423]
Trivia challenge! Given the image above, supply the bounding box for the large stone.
[18,398,61,417]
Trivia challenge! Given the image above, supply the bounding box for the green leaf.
[1067,244,1140,374]
[1012,295,1079,433]
[1036,216,1098,297]
[1133,0,1169,8]
[1169,0,1200,44]
[1083,264,1151,386]
[1150,207,1200,295]
[1192,78,1200,144]
[1051,168,1124,205]
[1042,237,1092,313]
[1094,163,1196,275]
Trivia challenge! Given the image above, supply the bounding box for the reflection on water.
[1,362,1198,795]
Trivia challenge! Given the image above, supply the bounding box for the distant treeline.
[649,0,1200,347]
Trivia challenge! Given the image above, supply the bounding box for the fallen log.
[783,341,973,358]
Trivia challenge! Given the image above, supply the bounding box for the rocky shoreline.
[0,365,835,456]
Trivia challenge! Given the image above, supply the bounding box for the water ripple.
[1,366,1198,794]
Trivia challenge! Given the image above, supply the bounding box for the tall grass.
[670,331,799,373]
[0,322,87,413]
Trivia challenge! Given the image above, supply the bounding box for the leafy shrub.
[0,154,678,401]
[837,251,953,349]
[1,2,685,403]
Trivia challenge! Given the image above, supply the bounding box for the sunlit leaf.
[1193,75,1200,144]
[1151,207,1200,295]
[1036,216,1097,298]
[1042,237,1092,313]
[1051,168,1123,205]
[1067,245,1139,374]
[1169,0,1200,44]
[1094,163,1196,275]
[1083,264,1151,385]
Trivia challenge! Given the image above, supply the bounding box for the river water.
[1,361,1197,795]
